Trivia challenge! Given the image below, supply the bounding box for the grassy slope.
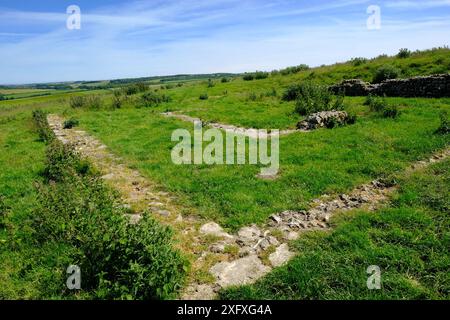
[220,159,450,300]
[154,47,450,129]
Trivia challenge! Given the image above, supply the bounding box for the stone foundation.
[330,74,450,98]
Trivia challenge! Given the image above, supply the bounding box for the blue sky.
[0,0,449,84]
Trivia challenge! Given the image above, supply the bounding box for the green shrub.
[435,111,449,134]
[254,71,269,80]
[397,48,412,59]
[368,96,388,112]
[365,95,400,118]
[0,93,7,101]
[207,79,215,88]
[69,96,86,109]
[140,92,171,107]
[282,82,344,116]
[293,82,342,116]
[63,118,79,129]
[124,83,149,96]
[382,105,400,118]
[373,65,401,83]
[282,84,303,101]
[346,112,358,125]
[243,71,268,81]
[86,95,102,109]
[243,74,255,81]
[199,93,209,100]
[42,140,85,182]
[247,92,258,101]
[32,137,187,299]
[279,64,309,75]
[265,88,277,97]
[111,95,123,109]
[350,57,368,66]
[221,77,229,83]
[32,109,55,143]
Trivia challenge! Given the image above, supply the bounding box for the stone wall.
[330,74,450,98]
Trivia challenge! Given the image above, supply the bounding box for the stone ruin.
[297,111,349,130]
[330,74,450,98]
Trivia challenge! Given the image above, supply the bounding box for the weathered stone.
[269,244,295,267]
[297,111,349,130]
[210,255,271,287]
[270,214,282,224]
[200,222,232,239]
[210,243,226,253]
[236,225,261,246]
[330,74,450,98]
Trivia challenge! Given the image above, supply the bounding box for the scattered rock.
[200,222,233,239]
[297,111,349,130]
[236,225,261,246]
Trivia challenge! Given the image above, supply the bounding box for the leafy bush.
[0,93,7,101]
[199,93,209,100]
[243,71,269,81]
[292,82,344,116]
[365,95,400,118]
[265,88,277,97]
[207,79,215,88]
[140,92,171,108]
[63,118,79,129]
[69,95,102,109]
[42,140,88,182]
[247,92,258,101]
[32,109,55,143]
[367,95,388,112]
[347,112,358,125]
[382,105,400,118]
[279,64,309,75]
[397,48,411,59]
[69,96,86,109]
[435,111,449,134]
[221,77,229,83]
[282,84,303,101]
[124,83,149,96]
[373,65,401,83]
[86,95,102,109]
[254,71,269,80]
[350,57,368,66]
[31,120,187,299]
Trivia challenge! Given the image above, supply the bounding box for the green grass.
[220,159,450,300]
[0,111,75,299]
[70,96,449,230]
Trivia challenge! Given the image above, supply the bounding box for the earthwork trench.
[47,114,450,299]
